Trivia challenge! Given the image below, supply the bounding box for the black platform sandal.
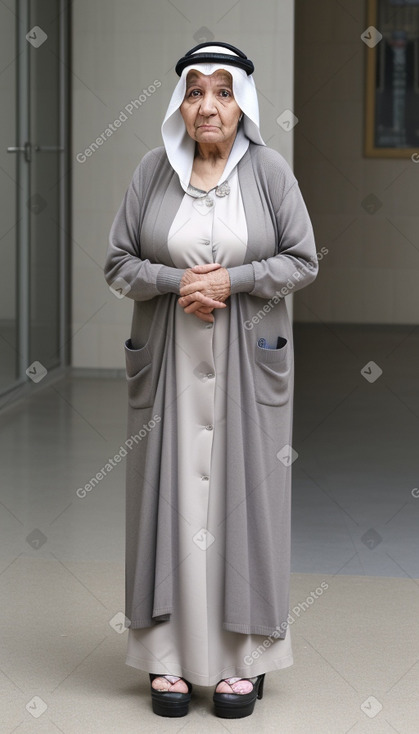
[149,674,193,717]
[213,674,265,718]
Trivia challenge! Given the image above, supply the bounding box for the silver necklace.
[187,180,231,204]
[214,180,230,197]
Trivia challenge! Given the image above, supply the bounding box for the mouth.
[197,124,220,130]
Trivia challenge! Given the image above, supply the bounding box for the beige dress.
[125,166,293,686]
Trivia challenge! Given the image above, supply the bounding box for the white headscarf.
[161,45,265,192]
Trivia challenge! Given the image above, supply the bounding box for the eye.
[187,88,202,98]
[219,89,232,98]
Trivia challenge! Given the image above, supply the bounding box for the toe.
[151,676,170,691]
[169,680,188,693]
[151,676,188,693]
[231,679,253,694]
[215,680,233,693]
[215,677,254,695]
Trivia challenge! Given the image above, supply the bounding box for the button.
[207,373,215,379]
[205,424,213,431]
[205,323,213,329]
[201,239,210,246]
[205,197,214,208]
[201,475,209,481]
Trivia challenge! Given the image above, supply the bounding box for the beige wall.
[293,0,419,324]
[71,0,295,368]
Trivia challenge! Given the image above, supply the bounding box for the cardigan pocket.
[124,338,154,408]
[254,337,291,406]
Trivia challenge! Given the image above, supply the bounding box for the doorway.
[1,0,70,403]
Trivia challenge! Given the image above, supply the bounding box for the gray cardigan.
[104,142,318,637]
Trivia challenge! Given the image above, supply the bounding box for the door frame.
[1,0,71,410]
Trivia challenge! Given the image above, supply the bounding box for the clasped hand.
[178,263,231,323]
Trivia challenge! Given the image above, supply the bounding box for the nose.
[199,91,217,116]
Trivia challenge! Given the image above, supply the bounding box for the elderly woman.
[104,42,318,719]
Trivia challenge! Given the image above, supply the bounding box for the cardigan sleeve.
[104,159,185,301]
[227,174,318,300]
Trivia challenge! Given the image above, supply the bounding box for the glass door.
[29,0,62,371]
[0,0,19,393]
[1,0,70,400]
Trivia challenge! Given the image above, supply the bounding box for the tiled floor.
[292,324,419,579]
[0,323,418,733]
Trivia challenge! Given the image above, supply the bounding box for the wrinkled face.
[180,69,242,147]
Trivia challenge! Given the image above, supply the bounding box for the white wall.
[71,0,295,368]
[293,0,419,324]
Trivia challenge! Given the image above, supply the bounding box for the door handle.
[7,141,32,162]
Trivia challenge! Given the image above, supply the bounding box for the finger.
[180,292,226,309]
[194,310,215,322]
[190,263,221,273]
[184,299,225,311]
[183,299,204,313]
[178,291,209,306]
[179,280,207,296]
